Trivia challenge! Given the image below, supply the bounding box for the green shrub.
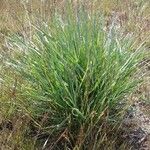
[10,5,143,148]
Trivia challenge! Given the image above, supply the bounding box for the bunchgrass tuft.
[10,5,144,148]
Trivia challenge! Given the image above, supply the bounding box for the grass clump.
[10,5,143,149]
